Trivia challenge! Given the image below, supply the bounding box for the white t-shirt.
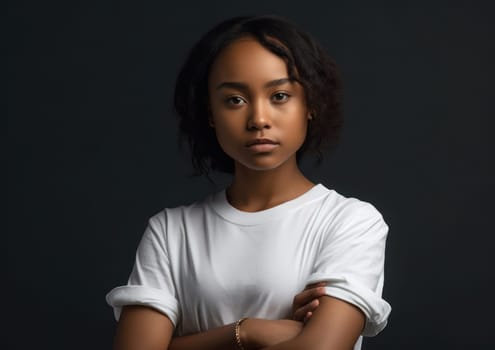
[106,184,391,349]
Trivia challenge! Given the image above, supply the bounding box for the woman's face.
[208,37,310,172]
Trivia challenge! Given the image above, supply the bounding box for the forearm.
[259,334,320,350]
[261,296,365,350]
[261,339,353,350]
[168,318,303,350]
[168,323,238,350]
[260,339,302,350]
[259,335,342,350]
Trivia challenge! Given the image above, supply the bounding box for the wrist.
[239,317,264,350]
[235,317,249,350]
[239,318,267,350]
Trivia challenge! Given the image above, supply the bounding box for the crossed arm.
[112,285,365,350]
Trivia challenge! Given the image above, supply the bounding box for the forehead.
[208,37,289,87]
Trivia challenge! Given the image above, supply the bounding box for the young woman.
[106,15,391,350]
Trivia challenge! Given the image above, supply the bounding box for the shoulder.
[320,187,385,221]
[146,192,218,233]
[316,186,388,240]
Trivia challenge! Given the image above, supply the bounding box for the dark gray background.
[8,1,494,349]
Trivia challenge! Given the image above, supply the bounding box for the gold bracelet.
[234,317,248,350]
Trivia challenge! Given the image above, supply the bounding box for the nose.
[247,100,271,131]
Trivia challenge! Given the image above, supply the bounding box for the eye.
[272,92,290,103]
[225,96,246,106]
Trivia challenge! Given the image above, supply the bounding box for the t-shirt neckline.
[209,183,329,226]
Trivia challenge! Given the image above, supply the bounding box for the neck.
[227,157,315,212]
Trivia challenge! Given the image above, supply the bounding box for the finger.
[294,299,319,321]
[303,311,313,324]
[292,286,326,310]
[294,286,326,304]
[293,299,319,321]
[304,282,327,290]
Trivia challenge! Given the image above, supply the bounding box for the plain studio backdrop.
[7,1,494,349]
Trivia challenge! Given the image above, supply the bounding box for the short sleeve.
[105,213,180,326]
[306,200,392,337]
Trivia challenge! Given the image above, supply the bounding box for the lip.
[245,138,279,147]
[247,143,279,152]
[245,138,279,153]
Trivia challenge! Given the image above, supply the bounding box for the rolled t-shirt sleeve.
[306,200,392,337]
[106,213,180,326]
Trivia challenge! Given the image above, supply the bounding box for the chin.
[236,157,291,172]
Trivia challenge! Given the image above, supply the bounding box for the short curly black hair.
[174,15,343,176]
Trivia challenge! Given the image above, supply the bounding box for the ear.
[307,107,314,120]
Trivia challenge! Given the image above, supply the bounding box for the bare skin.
[207,37,315,212]
[113,305,175,350]
[113,283,326,350]
[112,37,365,350]
[292,282,328,322]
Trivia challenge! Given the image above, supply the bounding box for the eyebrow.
[215,78,292,91]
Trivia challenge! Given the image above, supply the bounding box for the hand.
[240,318,303,349]
[292,282,327,322]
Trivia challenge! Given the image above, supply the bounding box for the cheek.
[295,122,309,146]
[211,118,241,155]
[282,109,309,143]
